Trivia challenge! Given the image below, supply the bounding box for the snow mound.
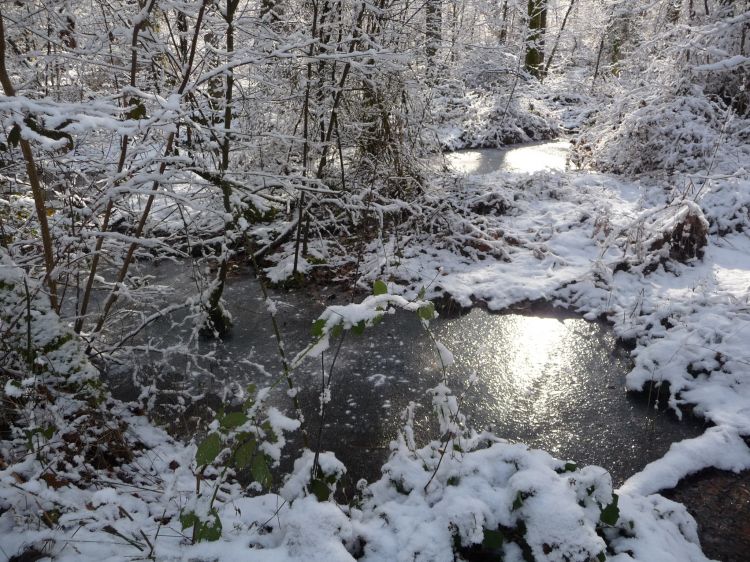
[0,422,714,562]
[572,88,725,175]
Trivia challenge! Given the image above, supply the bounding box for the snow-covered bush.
[680,2,750,118]
[349,433,711,562]
[435,86,559,150]
[688,118,750,235]
[571,0,748,177]
[0,250,97,385]
[431,48,560,150]
[572,88,725,175]
[2,407,713,562]
[0,250,142,528]
[0,249,101,455]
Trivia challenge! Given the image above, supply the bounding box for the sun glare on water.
[506,316,567,385]
[444,141,571,176]
[446,151,483,174]
[503,142,569,173]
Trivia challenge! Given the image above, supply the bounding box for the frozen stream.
[443,139,571,174]
[112,141,705,486]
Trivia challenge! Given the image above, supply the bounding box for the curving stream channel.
[111,140,706,488]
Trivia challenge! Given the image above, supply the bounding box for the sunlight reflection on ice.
[507,316,567,387]
[125,261,705,485]
[432,311,583,426]
[503,141,569,172]
[446,151,484,174]
[445,140,571,175]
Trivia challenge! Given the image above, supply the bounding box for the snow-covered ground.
[0,404,717,562]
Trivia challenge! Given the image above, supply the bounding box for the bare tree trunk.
[499,0,509,43]
[525,0,548,78]
[293,0,320,277]
[591,33,605,91]
[205,0,241,336]
[426,0,442,66]
[0,11,58,311]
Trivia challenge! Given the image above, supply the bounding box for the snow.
[435,340,455,368]
[267,254,311,283]
[3,379,23,398]
[350,437,707,562]
[620,426,750,496]
[693,55,749,72]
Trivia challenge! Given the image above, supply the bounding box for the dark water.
[110,262,705,486]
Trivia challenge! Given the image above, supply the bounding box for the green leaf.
[196,433,222,466]
[373,279,388,296]
[600,494,620,526]
[182,508,222,542]
[352,320,366,335]
[244,384,256,409]
[417,286,426,300]
[563,462,577,473]
[261,420,277,443]
[418,302,436,321]
[196,508,222,542]
[331,323,343,339]
[180,510,198,531]
[126,100,147,120]
[251,454,272,489]
[311,319,326,337]
[220,412,248,431]
[233,437,257,470]
[482,529,505,550]
[310,477,330,502]
[597,552,607,562]
[512,491,525,510]
[41,425,55,440]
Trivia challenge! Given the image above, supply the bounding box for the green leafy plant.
[181,384,291,543]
